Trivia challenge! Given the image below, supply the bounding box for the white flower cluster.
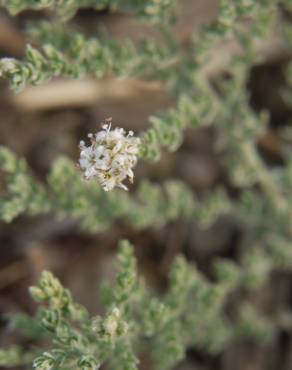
[0,58,17,77]
[78,119,141,191]
[103,307,122,337]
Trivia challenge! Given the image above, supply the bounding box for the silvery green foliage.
[0,35,160,93]
[0,147,50,222]
[0,346,34,367]
[0,241,280,370]
[0,0,176,23]
[0,0,292,369]
[0,146,231,230]
[0,20,175,92]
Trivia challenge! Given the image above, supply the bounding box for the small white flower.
[78,119,141,191]
[104,307,121,336]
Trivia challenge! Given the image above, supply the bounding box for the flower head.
[0,58,17,77]
[78,119,140,191]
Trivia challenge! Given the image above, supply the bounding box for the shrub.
[0,0,291,369]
